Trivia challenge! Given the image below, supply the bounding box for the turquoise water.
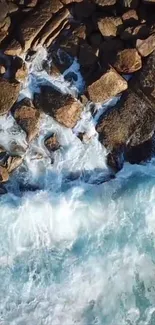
[1,161,155,325]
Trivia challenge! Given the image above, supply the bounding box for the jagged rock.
[34,85,83,128]
[44,134,60,153]
[136,34,155,57]
[33,8,69,48]
[12,98,40,142]
[0,78,20,115]
[5,0,63,55]
[97,16,123,38]
[86,67,127,103]
[6,156,23,173]
[0,166,9,183]
[26,0,38,7]
[122,9,139,26]
[120,0,139,8]
[96,89,155,169]
[59,33,80,58]
[114,48,142,73]
[0,16,11,32]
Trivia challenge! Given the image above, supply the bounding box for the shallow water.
[1,48,155,325]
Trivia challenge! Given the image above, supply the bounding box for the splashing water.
[0,48,155,325]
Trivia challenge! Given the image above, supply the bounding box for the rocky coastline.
[0,0,155,190]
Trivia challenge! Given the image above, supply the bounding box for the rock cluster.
[1,0,155,188]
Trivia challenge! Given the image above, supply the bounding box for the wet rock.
[107,147,124,172]
[97,16,123,38]
[0,16,11,33]
[12,98,40,142]
[11,56,28,82]
[96,89,155,154]
[125,137,154,164]
[34,85,83,128]
[59,33,80,58]
[44,134,60,153]
[86,66,127,103]
[114,48,142,73]
[0,166,9,183]
[5,0,63,55]
[122,9,139,26]
[9,142,27,155]
[7,156,23,173]
[0,78,20,115]
[136,34,155,57]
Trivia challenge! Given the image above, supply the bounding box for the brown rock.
[0,166,9,183]
[93,0,116,5]
[0,1,8,23]
[122,9,139,26]
[7,156,23,173]
[136,34,155,57]
[26,0,38,7]
[87,67,128,103]
[0,16,11,33]
[15,61,28,82]
[114,48,142,73]
[34,86,83,128]
[8,2,18,13]
[0,65,5,74]
[12,98,40,142]
[44,134,60,152]
[61,0,82,3]
[5,0,63,55]
[132,51,155,104]
[96,89,155,152]
[0,78,20,115]
[142,0,155,3]
[97,16,123,38]
[33,8,69,48]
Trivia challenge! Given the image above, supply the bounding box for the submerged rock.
[0,78,20,115]
[34,85,83,128]
[12,98,40,142]
[44,134,60,153]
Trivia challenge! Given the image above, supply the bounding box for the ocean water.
[0,48,155,325]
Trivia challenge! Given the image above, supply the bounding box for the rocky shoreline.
[1,0,155,189]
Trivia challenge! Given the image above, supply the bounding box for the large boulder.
[34,86,83,128]
[5,0,63,55]
[12,98,40,142]
[86,67,128,103]
[0,78,20,115]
